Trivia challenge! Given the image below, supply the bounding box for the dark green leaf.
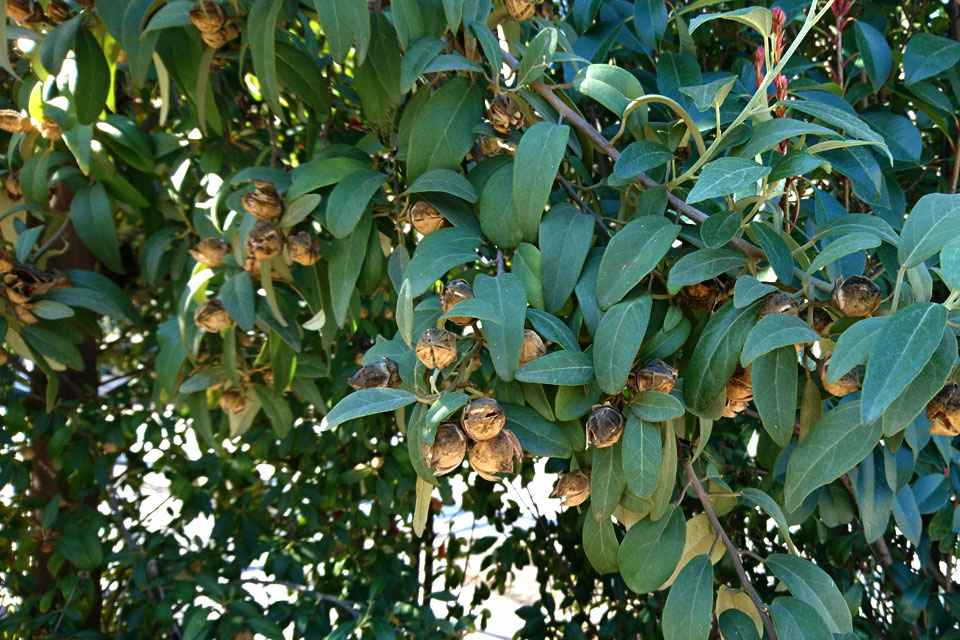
[526,308,581,353]
[583,505,620,574]
[400,37,445,93]
[593,295,652,394]
[718,610,759,640]
[686,157,770,204]
[617,505,686,593]
[590,442,626,519]
[73,29,110,124]
[474,273,527,381]
[323,388,419,431]
[765,554,853,634]
[515,350,595,385]
[854,22,892,92]
[633,0,667,50]
[667,248,746,294]
[503,404,572,458]
[631,391,684,422]
[733,276,779,308]
[220,271,256,331]
[621,414,661,497]
[70,183,123,273]
[903,33,960,85]
[254,385,294,438]
[327,215,372,327]
[737,118,838,159]
[478,163,523,248]
[898,193,960,268]
[314,0,370,64]
[407,168,478,203]
[539,204,595,315]
[38,15,81,76]
[662,555,714,640]
[515,27,558,86]
[596,216,679,309]
[740,314,818,366]
[325,169,387,238]
[514,122,569,241]
[751,346,798,447]
[404,227,480,296]
[613,140,674,179]
[770,597,834,640]
[248,0,285,116]
[700,210,742,249]
[406,77,483,180]
[752,222,795,284]
[881,326,955,436]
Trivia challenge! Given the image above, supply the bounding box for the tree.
[1,0,959,638]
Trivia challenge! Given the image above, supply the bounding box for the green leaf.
[649,422,677,520]
[733,276,779,308]
[120,0,159,88]
[503,403,572,458]
[633,0,667,50]
[631,391,684,422]
[220,271,256,331]
[407,168,477,203]
[141,1,192,35]
[903,33,960,85]
[42,269,139,324]
[69,183,123,273]
[942,235,960,290]
[825,317,885,385]
[861,302,947,423]
[38,15,82,76]
[515,27,558,86]
[478,163,523,248]
[782,99,890,162]
[0,0,18,78]
[590,442,626,519]
[811,214,899,247]
[898,194,960,268]
[768,150,829,182]
[20,149,51,205]
[279,194,321,228]
[515,350,595,385]
[248,0,285,117]
[474,273,527,381]
[400,37,445,93]
[856,449,892,543]
[404,227,480,296]
[621,414,661,497]
[700,210,742,249]
[73,29,110,124]
[179,366,227,394]
[539,204,595,315]
[313,0,370,64]
[325,169,387,238]
[407,403,441,485]
[683,300,762,412]
[681,75,736,111]
[739,487,797,554]
[469,21,501,72]
[613,140,674,179]
[662,555,714,640]
[617,505,686,593]
[30,300,74,320]
[437,297,502,325]
[583,505,620,574]
[406,77,483,180]
[805,232,880,277]
[15,226,43,263]
[22,325,84,370]
[254,385,293,438]
[881,326,955,436]
[752,223,795,285]
[596,216,679,309]
[275,43,332,119]
[854,21,892,92]
[689,6,772,38]
[686,157,770,204]
[413,476,433,536]
[514,122,569,241]
[573,63,645,123]
[354,11,402,142]
[784,403,882,512]
[441,0,462,32]
[667,248,746,294]
[526,308,581,353]
[737,118,839,159]
[593,295,652,394]
[513,243,544,311]
[770,598,834,640]
[323,388,419,431]
[718,610,759,640]
[740,314,818,366]
[327,215,372,327]
[765,554,853,634]
[423,392,468,444]
[751,347,798,447]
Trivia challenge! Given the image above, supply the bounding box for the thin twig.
[495,248,505,275]
[236,578,361,618]
[32,210,72,262]
[558,175,611,238]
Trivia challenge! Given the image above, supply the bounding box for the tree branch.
[235,578,361,618]
[557,175,611,238]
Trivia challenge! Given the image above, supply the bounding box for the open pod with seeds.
[504,0,535,21]
[461,397,505,441]
[818,354,860,398]
[550,470,590,507]
[408,200,447,235]
[6,0,43,23]
[287,232,321,266]
[635,359,678,394]
[190,237,229,267]
[40,117,62,140]
[194,299,231,332]
[726,365,753,402]
[722,399,749,418]
[440,279,474,324]
[189,0,226,33]
[468,430,522,481]
[241,180,283,221]
[683,281,720,311]
[518,330,546,367]
[415,328,458,370]
[487,95,524,134]
[585,403,624,448]
[759,293,800,318]
[347,358,400,390]
[219,388,246,415]
[245,221,284,260]
[45,0,69,21]
[0,109,33,133]
[201,24,240,48]
[832,275,881,317]
[808,306,834,334]
[422,421,467,476]
[926,383,960,436]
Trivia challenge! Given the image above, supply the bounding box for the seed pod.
[347,358,401,390]
[0,109,32,133]
[832,275,881,317]
[194,298,231,332]
[40,117,62,141]
[479,135,502,156]
[189,0,226,33]
[409,201,447,235]
[421,421,467,476]
[722,398,748,418]
[817,354,860,398]
[4,173,21,201]
[683,281,719,311]
[12,304,37,324]
[261,369,274,388]
[726,365,753,401]
[245,221,284,260]
[440,279,474,324]
[0,249,14,274]
[219,388,246,414]
[518,330,546,367]
[102,442,119,454]
[585,403,624,448]
[241,180,283,221]
[550,470,590,507]
[415,328,458,370]
[287,231,321,266]
[487,95,523,134]
[461,397,506,441]
[809,307,834,334]
[468,429,522,481]
[926,383,960,436]
[189,237,228,267]
[45,0,70,21]
[759,293,800,318]
[0,346,7,366]
[3,274,31,304]
[504,0,535,21]
[6,0,43,23]
[635,359,678,394]
[201,23,240,48]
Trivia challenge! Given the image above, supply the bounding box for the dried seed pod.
[241,180,283,221]
[6,0,43,23]
[0,109,33,133]
[817,354,860,398]
[415,328,458,370]
[3,265,70,303]
[487,95,523,134]
[809,307,834,334]
[12,304,37,324]
[0,346,7,366]
[189,0,226,33]
[201,23,240,48]
[585,403,624,448]
[926,383,960,436]
[832,275,881,317]
[479,135,502,156]
[45,0,70,21]
[550,470,590,507]
[421,421,467,476]
[468,429,522,481]
[759,293,800,318]
[0,249,14,274]
[722,398,748,418]
[219,388,246,414]
[726,365,753,401]
[189,237,228,267]
[504,0,535,21]
[4,173,21,201]
[261,370,274,388]
[245,221,284,260]
[440,279,474,324]
[287,231,321,266]
[683,281,719,311]
[40,117,62,141]
[635,359,678,394]
[461,397,506,441]
[347,358,401,390]
[409,201,447,235]
[518,330,546,367]
[194,298,231,332]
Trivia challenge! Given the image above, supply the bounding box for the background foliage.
[2,0,960,638]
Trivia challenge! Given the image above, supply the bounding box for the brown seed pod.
[4,173,21,201]
[504,0,535,21]
[287,231,322,266]
[487,95,524,134]
[585,403,624,448]
[440,279,474,324]
[261,369,274,388]
[468,429,522,481]
[461,397,506,441]
[189,237,228,267]
[347,358,401,390]
[245,221,284,260]
[4,265,70,303]
[0,346,7,366]
[518,330,546,367]
[409,201,447,235]
[0,249,14,274]
[635,359,678,394]
[726,365,753,401]
[45,0,70,21]
[102,442,119,454]
[189,0,226,33]
[40,117,62,141]
[759,293,800,318]
[241,180,283,221]
[809,306,834,334]
[194,299,231,332]
[550,470,590,507]
[683,281,720,311]
[415,328,458,370]
[926,383,960,436]
[201,23,240,48]
[0,109,33,133]
[12,304,37,324]
[219,388,246,414]
[818,354,860,398]
[722,398,748,418]
[421,421,467,476]
[832,275,881,317]
[479,135,502,157]
[6,0,43,23]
